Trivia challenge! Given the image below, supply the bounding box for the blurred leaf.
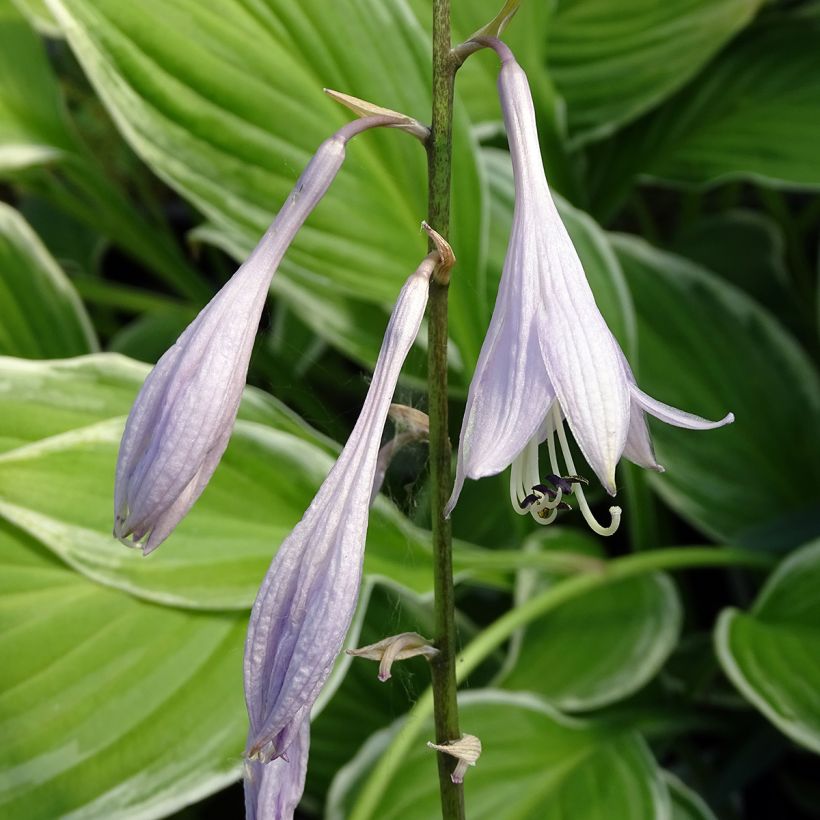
[0,517,247,820]
[483,147,635,351]
[0,367,434,607]
[547,0,760,144]
[0,353,330,455]
[10,0,59,36]
[48,0,489,376]
[0,0,208,299]
[590,8,820,217]
[328,690,671,819]
[665,772,718,820]
[500,532,681,710]
[670,209,788,306]
[108,309,196,363]
[0,0,75,170]
[613,234,820,547]
[0,203,97,357]
[716,538,820,754]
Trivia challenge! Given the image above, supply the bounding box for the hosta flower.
[446,38,733,535]
[113,115,402,554]
[244,239,441,768]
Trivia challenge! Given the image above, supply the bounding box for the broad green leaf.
[716,539,820,754]
[613,234,820,546]
[0,353,331,455]
[10,0,59,35]
[0,0,75,170]
[590,8,820,216]
[670,209,788,307]
[0,415,433,609]
[483,147,635,351]
[0,0,208,300]
[665,772,718,820]
[500,534,682,709]
[48,0,489,374]
[0,517,247,819]
[547,0,760,143]
[0,204,97,357]
[0,354,437,607]
[328,690,671,819]
[670,209,812,346]
[108,308,196,363]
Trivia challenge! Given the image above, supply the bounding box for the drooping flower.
[243,232,445,769]
[113,114,405,555]
[446,38,733,535]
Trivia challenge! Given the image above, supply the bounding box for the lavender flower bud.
[244,244,440,765]
[114,117,402,554]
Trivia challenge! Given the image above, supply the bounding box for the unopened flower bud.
[346,632,438,681]
[426,734,482,784]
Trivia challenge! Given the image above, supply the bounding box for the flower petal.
[445,170,555,515]
[497,59,630,495]
[630,383,735,430]
[244,253,434,763]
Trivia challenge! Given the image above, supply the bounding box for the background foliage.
[1,0,818,817]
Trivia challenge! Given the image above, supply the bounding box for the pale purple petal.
[497,58,630,495]
[114,121,389,554]
[630,383,735,430]
[244,718,309,820]
[244,255,434,763]
[445,135,556,515]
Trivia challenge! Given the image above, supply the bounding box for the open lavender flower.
[243,233,444,772]
[113,115,403,554]
[446,38,733,535]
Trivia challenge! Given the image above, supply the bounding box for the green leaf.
[0,0,208,300]
[0,203,98,357]
[0,353,329,455]
[0,356,434,607]
[590,8,820,216]
[0,0,76,170]
[716,538,820,754]
[613,234,820,546]
[0,517,247,820]
[48,0,489,374]
[328,690,671,819]
[0,418,433,608]
[547,0,760,143]
[500,533,682,710]
[10,0,59,35]
[108,309,196,363]
[665,772,718,820]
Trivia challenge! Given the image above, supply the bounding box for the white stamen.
[551,404,621,537]
[509,451,530,515]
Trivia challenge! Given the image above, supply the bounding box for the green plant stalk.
[425,0,464,818]
[348,546,775,819]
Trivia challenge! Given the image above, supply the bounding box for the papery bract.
[113,116,399,554]
[446,39,733,534]
[243,248,437,767]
